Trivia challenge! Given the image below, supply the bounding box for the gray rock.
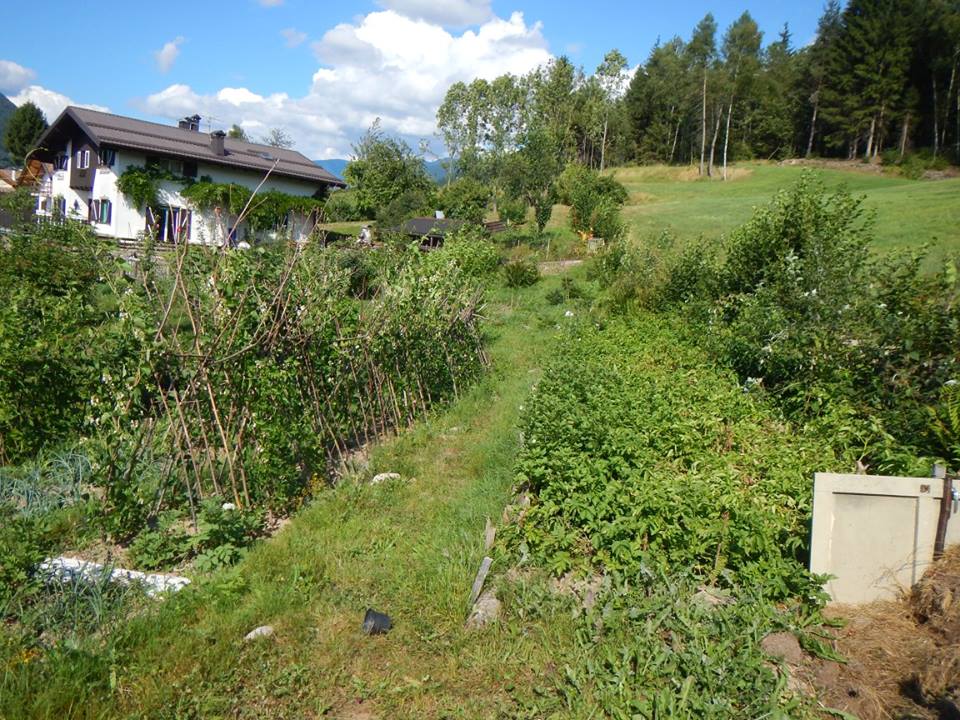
[244,625,274,642]
[761,632,804,664]
[465,590,501,629]
[484,517,496,551]
[692,585,735,608]
[371,472,401,485]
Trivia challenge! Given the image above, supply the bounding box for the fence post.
[933,463,953,560]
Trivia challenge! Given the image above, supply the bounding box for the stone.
[761,632,804,664]
[692,585,735,608]
[465,590,501,629]
[244,625,274,642]
[484,517,496,551]
[551,572,605,613]
[371,472,401,485]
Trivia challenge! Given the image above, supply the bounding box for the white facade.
[36,144,324,244]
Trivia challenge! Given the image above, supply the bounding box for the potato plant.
[502,316,836,600]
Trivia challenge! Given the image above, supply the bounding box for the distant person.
[358,225,372,246]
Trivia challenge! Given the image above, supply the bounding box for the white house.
[32,107,345,244]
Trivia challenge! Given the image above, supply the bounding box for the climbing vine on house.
[180,182,327,231]
[117,171,328,233]
[115,165,190,208]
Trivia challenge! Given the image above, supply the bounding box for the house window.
[55,154,69,171]
[146,205,192,243]
[89,199,112,224]
[147,156,197,178]
[76,149,90,169]
[54,196,67,216]
[98,149,116,167]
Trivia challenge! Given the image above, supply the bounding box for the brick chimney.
[178,115,201,131]
[210,130,226,156]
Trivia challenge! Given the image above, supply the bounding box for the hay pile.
[811,545,960,719]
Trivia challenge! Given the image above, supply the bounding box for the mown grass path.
[18,274,579,720]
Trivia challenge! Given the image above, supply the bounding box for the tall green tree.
[227,124,249,141]
[531,56,581,164]
[595,49,629,171]
[345,119,433,218]
[262,127,294,149]
[625,38,692,163]
[3,102,47,166]
[503,125,562,236]
[720,12,762,179]
[835,0,913,158]
[804,1,844,156]
[687,14,718,175]
[751,25,802,159]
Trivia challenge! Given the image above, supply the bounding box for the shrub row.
[591,173,960,473]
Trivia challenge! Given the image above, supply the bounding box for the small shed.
[393,216,465,247]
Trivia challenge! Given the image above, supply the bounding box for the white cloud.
[10,85,109,122]
[280,27,307,48]
[0,59,36,93]
[258,0,283,6]
[140,10,551,158]
[154,37,184,73]
[376,0,492,27]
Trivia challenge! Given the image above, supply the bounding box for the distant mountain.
[0,92,17,168]
[423,159,449,183]
[315,159,347,180]
[314,158,451,185]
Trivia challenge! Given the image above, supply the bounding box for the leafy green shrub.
[437,178,490,224]
[426,233,501,279]
[116,165,189,208]
[503,258,540,288]
[128,512,191,570]
[191,500,265,571]
[592,174,960,471]
[334,247,380,298]
[561,164,628,240]
[533,196,553,235]
[323,191,362,222]
[375,187,437,228]
[929,383,960,468]
[497,197,527,225]
[0,221,123,463]
[545,277,586,305]
[0,507,50,611]
[882,148,951,179]
[130,499,264,571]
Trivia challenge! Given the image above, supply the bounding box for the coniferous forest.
[438,0,960,180]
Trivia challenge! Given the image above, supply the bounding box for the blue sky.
[0,0,824,159]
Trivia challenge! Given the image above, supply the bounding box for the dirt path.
[538,259,583,275]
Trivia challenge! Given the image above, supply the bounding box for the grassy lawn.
[5,270,587,720]
[609,163,960,268]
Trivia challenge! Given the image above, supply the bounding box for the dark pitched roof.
[37,107,345,188]
[397,217,465,237]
